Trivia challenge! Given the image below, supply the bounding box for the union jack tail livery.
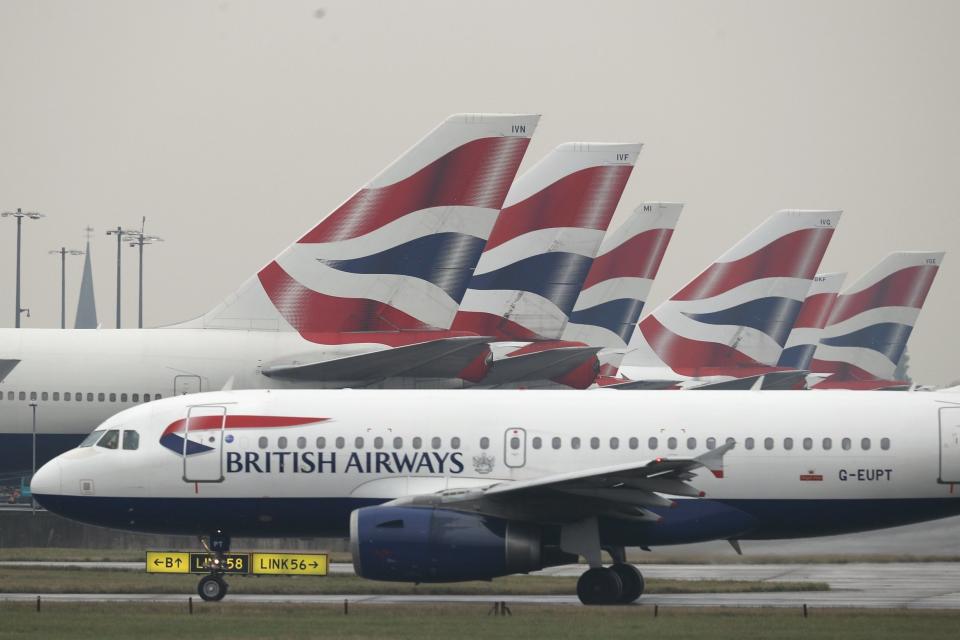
[810,251,944,388]
[562,202,682,375]
[190,114,540,338]
[776,272,846,371]
[622,209,841,378]
[451,142,642,341]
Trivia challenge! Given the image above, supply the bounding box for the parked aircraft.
[31,387,960,604]
[0,113,539,474]
[615,209,841,389]
[776,272,846,371]
[810,251,944,390]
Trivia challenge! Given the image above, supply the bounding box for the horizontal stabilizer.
[601,378,680,390]
[261,336,490,383]
[482,346,601,386]
[688,372,809,390]
[0,359,19,383]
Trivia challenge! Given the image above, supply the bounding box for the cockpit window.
[122,430,140,451]
[97,429,120,450]
[78,430,106,448]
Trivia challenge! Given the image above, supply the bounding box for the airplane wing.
[482,346,601,387]
[0,359,19,383]
[260,336,489,384]
[387,442,734,524]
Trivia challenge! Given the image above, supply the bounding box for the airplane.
[0,113,540,475]
[614,209,842,389]
[809,251,944,390]
[776,272,846,372]
[451,142,641,388]
[30,386,960,605]
[561,202,682,379]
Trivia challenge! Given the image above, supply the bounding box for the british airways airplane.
[30,388,960,604]
[0,113,539,474]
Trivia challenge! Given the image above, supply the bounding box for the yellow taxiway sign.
[251,553,328,576]
[145,551,191,574]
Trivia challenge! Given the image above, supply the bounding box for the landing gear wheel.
[198,574,228,602]
[610,564,644,603]
[577,567,623,605]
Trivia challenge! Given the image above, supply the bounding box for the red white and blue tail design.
[776,272,846,371]
[622,209,841,376]
[810,251,944,383]
[192,114,539,338]
[562,202,681,351]
[451,142,641,340]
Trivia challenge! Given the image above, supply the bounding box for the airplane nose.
[30,459,62,497]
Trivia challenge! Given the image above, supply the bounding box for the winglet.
[695,441,735,478]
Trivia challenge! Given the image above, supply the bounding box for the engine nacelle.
[350,506,574,582]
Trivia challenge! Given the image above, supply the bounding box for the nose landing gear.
[196,531,231,602]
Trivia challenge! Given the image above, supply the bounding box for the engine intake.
[350,506,573,582]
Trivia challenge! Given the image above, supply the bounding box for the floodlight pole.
[126,217,163,329]
[49,247,84,329]
[106,225,136,329]
[2,209,45,327]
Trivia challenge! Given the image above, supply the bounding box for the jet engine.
[350,506,575,582]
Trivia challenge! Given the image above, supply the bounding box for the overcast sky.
[1,0,958,384]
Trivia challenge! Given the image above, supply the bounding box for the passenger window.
[143,394,150,403]
[667,437,677,450]
[431,437,441,450]
[745,437,755,450]
[706,437,716,449]
[803,437,813,451]
[297,437,306,449]
[277,437,288,450]
[19,392,25,400]
[41,392,48,401]
[687,437,696,450]
[122,431,139,450]
[552,437,561,450]
[783,438,793,451]
[96,393,103,402]
[881,437,890,451]
[316,437,326,449]
[510,436,520,450]
[53,392,60,401]
[842,438,851,451]
[76,393,82,402]
[97,429,120,450]
[374,437,384,449]
[412,437,422,450]
[131,394,138,402]
[355,437,364,449]
[64,392,71,401]
[258,437,268,449]
[451,437,461,449]
[393,437,403,449]
[725,437,735,446]
[30,391,37,400]
[571,437,581,450]
[590,437,600,450]
[609,437,619,450]
[532,437,542,450]
[336,437,346,449]
[648,437,658,450]
[154,394,162,400]
[823,437,832,450]
[6,391,13,400]
[109,393,116,402]
[861,438,871,451]
[120,393,128,402]
[480,437,490,450]
[764,437,774,450]
[87,393,94,402]
[629,437,638,450]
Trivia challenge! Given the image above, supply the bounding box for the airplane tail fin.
[810,251,944,381]
[452,142,641,340]
[184,114,539,336]
[562,202,682,350]
[776,272,846,370]
[624,209,841,374]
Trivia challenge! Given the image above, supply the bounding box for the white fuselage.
[31,389,960,544]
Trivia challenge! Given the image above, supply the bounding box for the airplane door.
[174,375,202,396]
[939,407,960,483]
[182,405,227,483]
[504,428,526,468]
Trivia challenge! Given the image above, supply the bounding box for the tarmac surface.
[3,562,960,608]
